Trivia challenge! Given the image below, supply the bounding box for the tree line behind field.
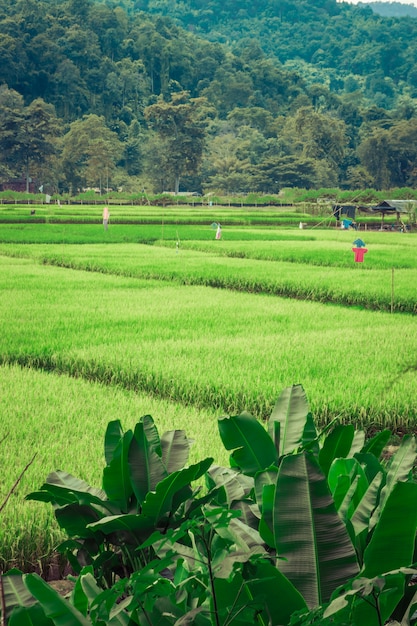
[3,0,417,195]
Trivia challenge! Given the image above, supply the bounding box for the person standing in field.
[215,223,222,239]
[103,206,110,230]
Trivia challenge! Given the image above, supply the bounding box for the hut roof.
[371,200,414,214]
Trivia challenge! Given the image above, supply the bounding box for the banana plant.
[26,415,214,587]
[216,384,417,622]
[4,386,417,626]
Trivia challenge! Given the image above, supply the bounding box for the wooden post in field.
[391,267,394,314]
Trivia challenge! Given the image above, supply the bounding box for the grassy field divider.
[3,248,415,314]
[0,352,273,421]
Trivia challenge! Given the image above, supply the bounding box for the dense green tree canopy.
[1,0,417,193]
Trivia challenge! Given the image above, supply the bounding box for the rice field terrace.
[1,203,416,572]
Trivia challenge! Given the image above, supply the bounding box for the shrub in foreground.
[1,385,417,625]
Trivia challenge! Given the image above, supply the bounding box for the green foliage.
[3,0,417,192]
[26,416,214,587]
[2,385,417,625]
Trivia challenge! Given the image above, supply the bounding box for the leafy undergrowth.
[2,385,417,626]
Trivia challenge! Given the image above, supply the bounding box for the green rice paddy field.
[1,204,416,571]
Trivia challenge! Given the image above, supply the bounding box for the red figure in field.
[352,247,368,262]
[352,238,367,262]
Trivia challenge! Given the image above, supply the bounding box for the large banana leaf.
[254,467,278,548]
[23,574,92,626]
[8,604,53,626]
[362,481,417,579]
[27,471,107,506]
[207,465,251,501]
[55,503,103,537]
[78,572,131,625]
[212,572,263,626]
[87,512,156,543]
[362,428,391,458]
[318,424,355,477]
[328,458,369,520]
[161,429,190,474]
[91,458,214,538]
[141,458,213,521]
[273,452,359,608]
[0,570,42,624]
[218,412,277,476]
[370,435,416,531]
[243,560,308,625]
[104,420,124,466]
[269,384,310,456]
[102,429,134,512]
[128,421,167,505]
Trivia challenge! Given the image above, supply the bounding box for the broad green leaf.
[93,459,214,537]
[141,415,163,457]
[1,570,37,622]
[319,424,355,476]
[301,412,319,454]
[207,465,252,506]
[161,429,190,474]
[71,566,95,616]
[55,503,102,537]
[108,598,132,625]
[385,435,416,485]
[270,419,280,456]
[325,572,406,625]
[218,412,277,476]
[273,452,359,608]
[349,430,366,457]
[328,457,358,495]
[78,572,111,621]
[102,429,134,512]
[212,570,263,626]
[370,436,417,531]
[128,421,167,505]
[362,481,417,579]
[88,513,155,543]
[104,420,124,466]
[254,466,278,508]
[328,458,369,520]
[27,471,107,506]
[23,574,92,626]
[331,474,354,512]
[254,467,278,548]
[362,429,391,458]
[350,471,383,538]
[258,484,276,548]
[354,452,385,484]
[9,605,53,626]
[214,514,264,553]
[269,384,310,456]
[141,458,213,522]
[354,571,409,626]
[243,560,307,625]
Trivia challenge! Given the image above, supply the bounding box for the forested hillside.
[1,0,417,195]
[363,1,417,18]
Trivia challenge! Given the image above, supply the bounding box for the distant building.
[0,178,37,193]
[372,199,414,229]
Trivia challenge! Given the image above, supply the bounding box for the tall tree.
[60,114,123,193]
[144,91,210,193]
[0,87,61,190]
[282,106,348,186]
